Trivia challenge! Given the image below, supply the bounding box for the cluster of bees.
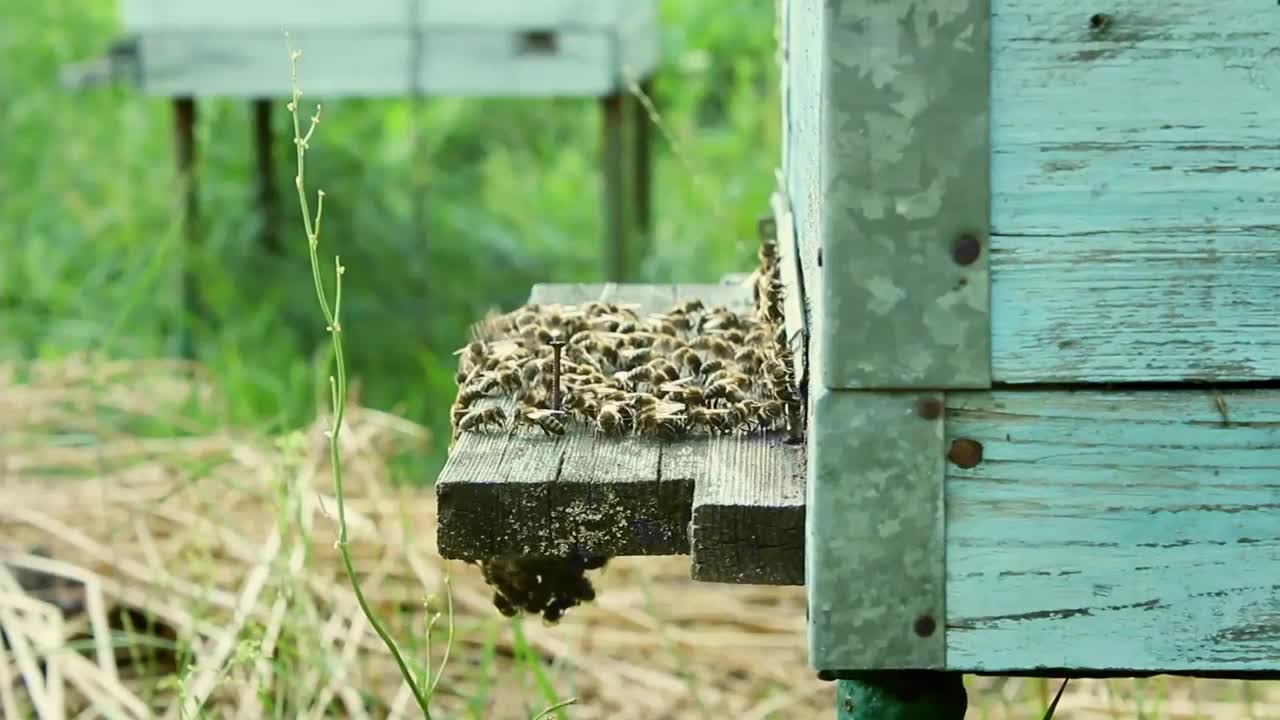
[449,250,797,447]
[451,235,797,623]
[481,551,607,624]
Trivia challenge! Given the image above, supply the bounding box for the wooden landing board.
[434,282,807,586]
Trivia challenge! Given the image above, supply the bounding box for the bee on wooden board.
[459,406,507,433]
[596,402,628,435]
[517,407,567,437]
[635,404,685,440]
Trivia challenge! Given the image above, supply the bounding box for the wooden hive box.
[788,0,1280,686]
[112,0,659,97]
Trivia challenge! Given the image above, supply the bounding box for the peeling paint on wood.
[946,389,1280,672]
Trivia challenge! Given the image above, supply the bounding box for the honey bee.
[705,378,746,404]
[596,402,628,435]
[479,367,521,394]
[664,313,693,332]
[644,358,681,383]
[645,317,679,337]
[614,366,654,391]
[660,381,704,406]
[615,320,637,334]
[626,392,659,415]
[734,346,766,372]
[454,339,487,373]
[459,406,508,433]
[624,332,657,349]
[635,403,686,440]
[719,329,746,345]
[688,406,728,434]
[700,358,726,377]
[671,298,705,315]
[514,309,542,330]
[673,347,703,374]
[756,399,787,429]
[518,408,567,437]
[563,394,599,423]
[621,347,653,369]
[705,369,751,388]
[758,240,778,265]
[515,384,548,408]
[700,309,742,332]
[701,337,735,360]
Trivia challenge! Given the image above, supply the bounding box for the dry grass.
[1,357,1277,719]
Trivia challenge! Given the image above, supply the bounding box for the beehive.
[434,0,1279,714]
[112,0,659,97]
[787,0,1280,681]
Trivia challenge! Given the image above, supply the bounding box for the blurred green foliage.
[0,0,780,477]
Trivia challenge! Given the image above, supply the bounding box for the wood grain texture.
[987,1,1280,382]
[686,433,806,586]
[945,388,1280,672]
[436,282,809,586]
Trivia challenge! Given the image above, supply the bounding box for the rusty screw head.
[914,614,937,638]
[947,438,984,469]
[952,233,982,266]
[916,397,942,421]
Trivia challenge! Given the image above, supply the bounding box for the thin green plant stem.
[283,34,433,718]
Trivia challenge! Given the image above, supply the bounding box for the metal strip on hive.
[805,0,992,674]
[818,0,992,390]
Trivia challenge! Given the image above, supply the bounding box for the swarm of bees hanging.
[449,227,800,624]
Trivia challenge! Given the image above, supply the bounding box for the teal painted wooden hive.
[784,0,1280,687]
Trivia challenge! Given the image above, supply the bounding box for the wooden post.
[173,96,198,359]
[834,672,967,720]
[601,90,628,282]
[251,98,281,256]
[633,76,653,240]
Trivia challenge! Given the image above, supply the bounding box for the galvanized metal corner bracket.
[818,0,993,391]
[806,0,993,675]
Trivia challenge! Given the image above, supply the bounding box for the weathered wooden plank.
[549,283,687,557]
[771,188,808,391]
[435,398,572,559]
[992,229,1279,382]
[985,1,1280,382]
[945,388,1280,672]
[668,282,808,585]
[687,432,806,586]
[991,2,1280,236]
